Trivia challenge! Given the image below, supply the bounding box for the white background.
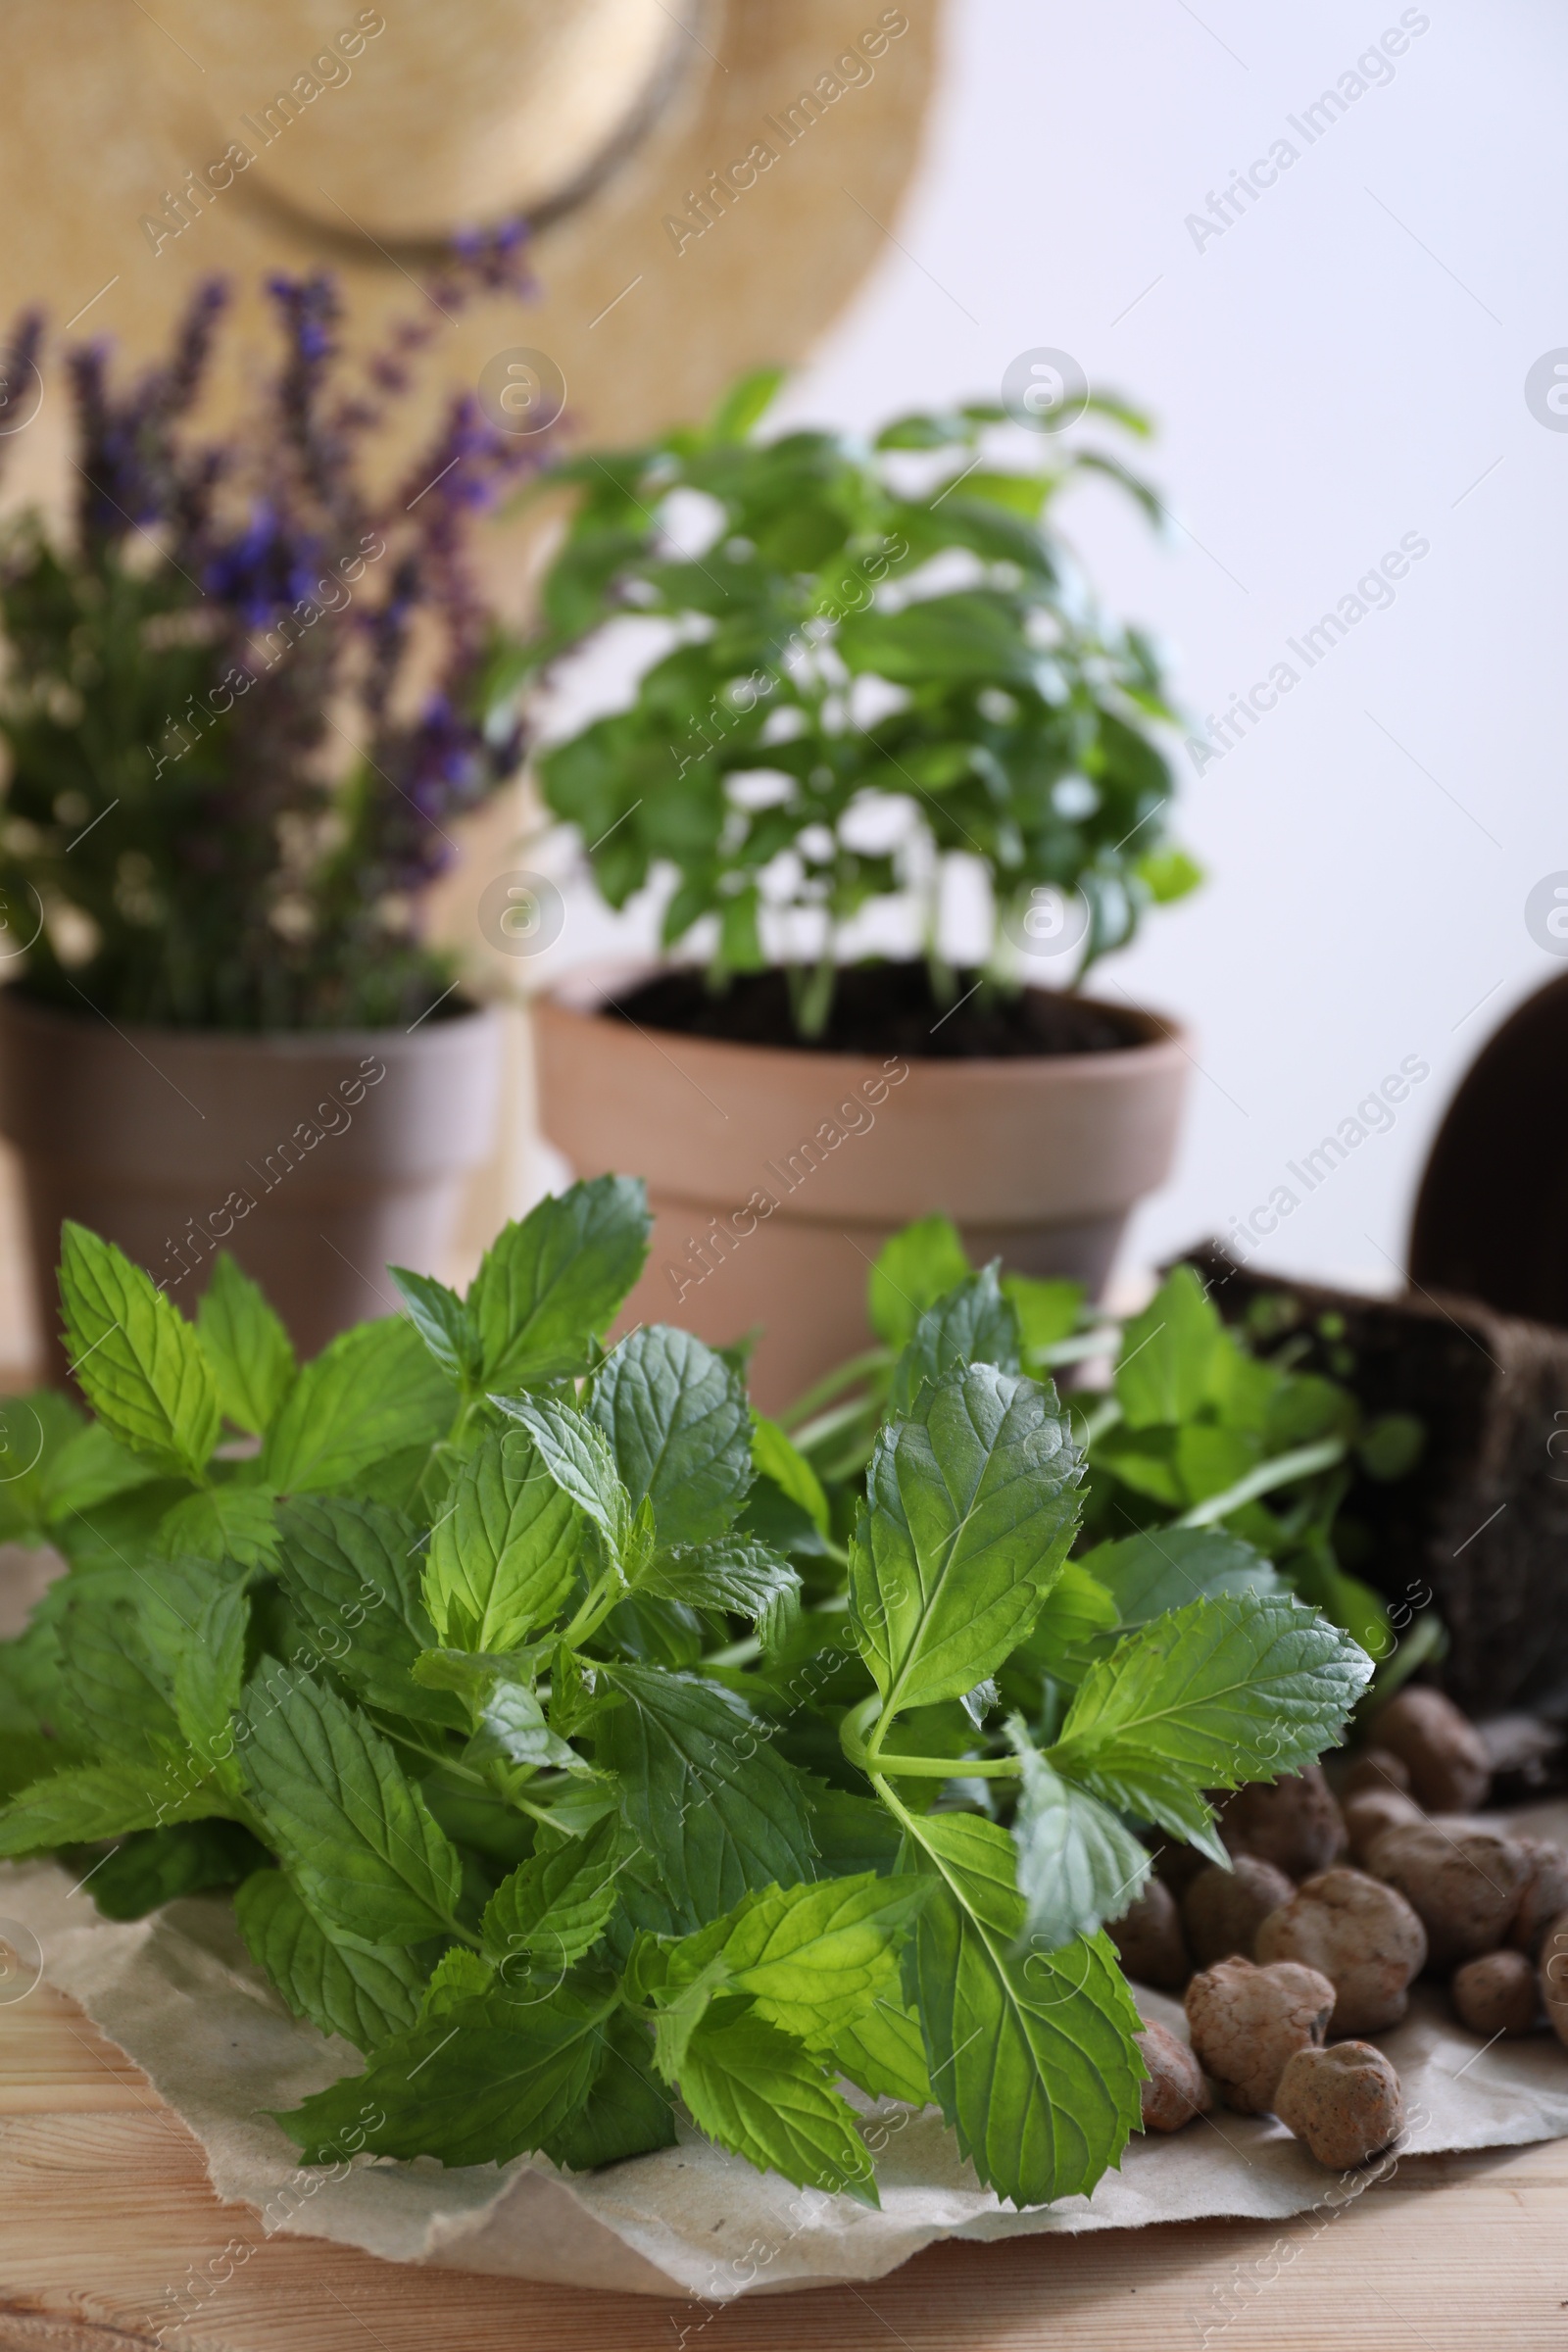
[539,0,1568,1293]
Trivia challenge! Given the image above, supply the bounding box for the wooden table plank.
[4,1986,1568,2351]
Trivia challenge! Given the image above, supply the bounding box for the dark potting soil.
[607,964,1146,1060]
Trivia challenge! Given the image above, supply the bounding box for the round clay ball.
[1109,1879,1191,1991]
[1220,1767,1346,1880]
[1344,1787,1425,1866]
[1539,1913,1568,2050]
[1451,1948,1539,2037]
[1272,2040,1404,2170]
[1369,1687,1490,1814]
[1367,1822,1530,1967]
[1255,1867,1427,2035]
[1342,1747,1413,1799]
[1153,1840,1207,1899]
[1182,1855,1295,1970]
[1136,2021,1211,2132]
[1508,1842,1568,1958]
[1184,1955,1336,2116]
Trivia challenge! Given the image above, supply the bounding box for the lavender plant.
[0,234,539,1031]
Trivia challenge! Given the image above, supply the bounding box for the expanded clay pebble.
[1367,1822,1530,1966]
[1540,1914,1568,2051]
[1451,1949,1539,2037]
[1254,1867,1427,2035]
[1344,1788,1425,1865]
[1369,1687,1491,1814]
[1184,1956,1335,2115]
[1342,1748,1413,1798]
[1220,1767,1346,1880]
[1109,1880,1191,1991]
[1272,2041,1404,2171]
[1508,1841,1568,1958]
[1136,2021,1211,2132]
[1182,1855,1295,1969]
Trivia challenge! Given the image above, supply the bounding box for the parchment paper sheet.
[10,1799,1568,2302]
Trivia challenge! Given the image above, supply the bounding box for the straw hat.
[0,0,942,465]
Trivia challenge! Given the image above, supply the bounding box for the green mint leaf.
[867,1213,970,1348]
[541,2007,676,2170]
[850,1364,1082,1715]
[1113,1264,1220,1429]
[468,1175,651,1390]
[463,1672,583,1776]
[419,1945,496,2016]
[388,1265,479,1385]
[829,1996,933,2107]
[903,1808,1143,2207]
[701,1873,927,2048]
[173,1581,250,1773]
[1002,1274,1084,1355]
[60,1592,183,1761]
[236,1665,463,1945]
[481,1814,625,1968]
[889,1264,1020,1414]
[1078,1527,1281,1628]
[587,1326,753,1547]
[238,1904,426,2048]
[421,1427,581,1653]
[195,1253,296,1435]
[750,1414,829,1536]
[38,1414,157,1524]
[1048,1594,1373,1859]
[262,1318,456,1497]
[155,1485,279,1570]
[0,1390,82,1537]
[87,1820,265,1920]
[1009,1739,1152,1953]
[1015,1562,1120,1686]
[675,2011,878,2205]
[636,1538,801,1652]
[275,1977,621,2165]
[0,1760,227,1854]
[58,1222,219,1479]
[598,1664,814,1933]
[275,1497,460,1728]
[490,1395,630,1556]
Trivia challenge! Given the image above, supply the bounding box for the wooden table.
[4,1984,1568,2351]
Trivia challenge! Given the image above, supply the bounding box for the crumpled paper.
[9,1802,1568,2302]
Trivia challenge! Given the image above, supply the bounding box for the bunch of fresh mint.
[0,1182,1370,2209]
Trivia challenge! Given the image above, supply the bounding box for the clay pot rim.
[539,957,1190,1077]
[0,984,501,1056]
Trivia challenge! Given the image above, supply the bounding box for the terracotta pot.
[534,963,1190,1412]
[0,992,503,1377]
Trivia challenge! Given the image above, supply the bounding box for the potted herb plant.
[514,371,1200,1407]
[0,243,539,1370]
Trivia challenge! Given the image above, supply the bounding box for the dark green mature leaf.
[838,589,1038,689]
[155,1484,279,1570]
[1114,1265,1220,1430]
[60,1592,183,1761]
[422,1428,580,1653]
[903,1809,1144,2207]
[491,1396,630,1556]
[1079,1527,1281,1629]
[196,1253,296,1435]
[1048,1594,1372,1861]
[235,1869,425,2052]
[674,2011,878,2204]
[541,2007,676,2170]
[468,1176,650,1390]
[598,1665,814,1932]
[1009,1744,1152,1953]
[850,1365,1082,1714]
[236,1666,463,1944]
[58,1223,219,1478]
[275,1496,460,1727]
[588,1326,753,1546]
[888,1264,1021,1414]
[89,1819,266,1919]
[0,1760,228,1854]
[481,1815,624,1969]
[263,1319,456,1496]
[637,1538,801,1651]
[867,1214,970,1349]
[173,1580,250,1768]
[275,1978,621,2164]
[388,1266,479,1385]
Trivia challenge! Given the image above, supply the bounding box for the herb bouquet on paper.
[0,1184,1370,2209]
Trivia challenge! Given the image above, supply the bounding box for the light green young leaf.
[636,1538,801,1652]
[275,1496,459,1727]
[674,2011,878,2205]
[234,1868,425,2052]
[491,1395,630,1556]
[750,1414,829,1537]
[1048,1593,1372,1861]
[481,1814,625,1967]
[830,1996,933,2108]
[422,1427,581,1652]
[388,1265,479,1386]
[195,1253,296,1436]
[850,1364,1082,1715]
[867,1213,970,1348]
[262,1317,456,1498]
[155,1485,279,1570]
[39,1416,158,1523]
[236,1665,463,1945]
[690,1873,926,2047]
[888,1263,1021,1414]
[1009,1740,1152,1953]
[419,1944,496,2016]
[468,1175,651,1390]
[58,1222,220,1479]
[0,1760,227,1855]
[902,1808,1144,2208]
[1113,1264,1220,1429]
[1003,1273,1084,1355]
[588,1325,753,1546]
